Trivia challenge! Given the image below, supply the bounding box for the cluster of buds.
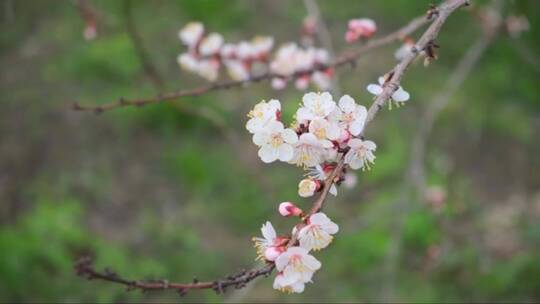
[176,21,334,91]
[345,18,377,43]
[177,22,274,81]
[270,43,333,91]
[253,204,339,293]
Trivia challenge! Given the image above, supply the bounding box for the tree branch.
[75,0,469,296]
[72,8,432,113]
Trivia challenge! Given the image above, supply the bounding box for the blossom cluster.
[177,22,274,81]
[253,210,339,293]
[176,22,334,91]
[345,18,377,43]
[247,86,411,293]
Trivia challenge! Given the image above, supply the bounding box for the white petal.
[324,222,339,234]
[347,138,364,149]
[258,145,279,163]
[326,123,341,140]
[349,119,365,136]
[291,281,305,293]
[302,92,318,107]
[261,221,276,241]
[267,120,284,133]
[309,213,329,225]
[282,129,299,144]
[367,84,383,95]
[392,87,410,102]
[363,140,377,150]
[329,184,338,196]
[275,253,290,271]
[338,95,356,113]
[278,144,294,162]
[296,107,314,122]
[252,132,267,146]
[267,99,281,111]
[303,255,322,271]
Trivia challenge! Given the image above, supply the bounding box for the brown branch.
[72,9,432,113]
[75,256,275,296]
[75,0,469,296]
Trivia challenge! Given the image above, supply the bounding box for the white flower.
[270,43,299,76]
[220,43,236,58]
[252,221,287,261]
[196,59,220,81]
[224,60,250,81]
[298,212,339,251]
[298,178,318,198]
[367,77,410,107]
[335,95,367,136]
[251,36,274,56]
[253,121,298,163]
[199,33,223,56]
[290,133,330,168]
[344,138,376,170]
[311,71,332,90]
[273,273,305,294]
[308,118,340,146]
[296,92,336,123]
[246,99,281,134]
[274,246,321,289]
[179,22,204,47]
[177,53,199,71]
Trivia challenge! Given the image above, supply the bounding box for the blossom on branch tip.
[367,77,410,108]
[345,18,377,43]
[253,121,298,163]
[298,212,339,251]
[279,202,303,217]
[246,99,281,134]
[179,22,204,48]
[344,138,376,170]
[252,221,287,261]
[273,246,321,293]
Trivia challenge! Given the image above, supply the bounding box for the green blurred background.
[1,0,539,302]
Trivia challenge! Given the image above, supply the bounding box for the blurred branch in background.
[72,8,433,113]
[75,0,471,296]
[122,0,164,89]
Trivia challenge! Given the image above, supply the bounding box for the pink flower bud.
[264,246,283,261]
[278,202,303,217]
[345,30,359,43]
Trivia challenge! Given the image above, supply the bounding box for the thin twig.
[73,10,431,113]
[123,0,164,89]
[75,0,469,296]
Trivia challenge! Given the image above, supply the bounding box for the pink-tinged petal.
[278,144,294,162]
[363,140,377,150]
[258,145,279,163]
[367,84,383,95]
[287,246,309,256]
[347,158,363,170]
[282,267,303,283]
[309,213,329,225]
[273,272,297,287]
[264,247,282,261]
[349,119,365,136]
[338,95,356,113]
[271,78,287,90]
[324,222,339,234]
[326,123,341,140]
[275,253,290,271]
[392,87,410,102]
[300,133,319,146]
[356,105,367,121]
[282,129,299,144]
[347,138,364,149]
[303,255,322,271]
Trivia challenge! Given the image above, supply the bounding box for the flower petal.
[258,145,279,163]
[392,87,410,102]
[367,84,383,95]
[278,144,294,162]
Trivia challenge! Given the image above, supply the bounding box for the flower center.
[314,127,326,140]
[270,133,284,148]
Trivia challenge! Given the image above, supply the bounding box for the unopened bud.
[278,202,303,217]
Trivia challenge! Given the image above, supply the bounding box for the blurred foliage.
[0,0,539,302]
